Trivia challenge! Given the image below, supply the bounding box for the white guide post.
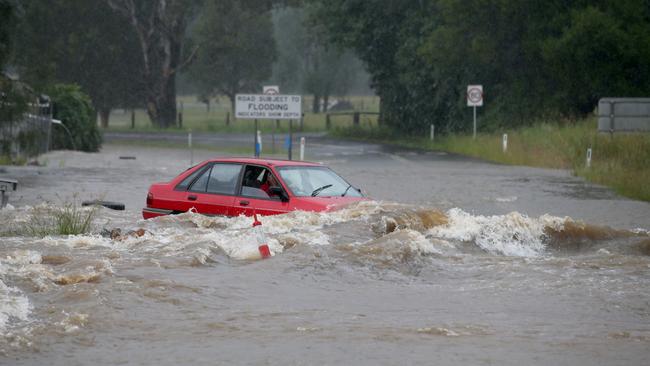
[300,137,305,161]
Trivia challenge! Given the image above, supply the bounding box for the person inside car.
[259,172,280,197]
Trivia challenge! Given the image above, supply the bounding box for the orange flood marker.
[252,213,271,258]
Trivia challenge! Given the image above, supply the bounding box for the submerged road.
[1,132,649,366]
[8,130,649,229]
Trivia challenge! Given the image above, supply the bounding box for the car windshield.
[277,166,362,197]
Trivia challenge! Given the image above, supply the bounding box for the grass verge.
[0,154,27,165]
[332,119,650,201]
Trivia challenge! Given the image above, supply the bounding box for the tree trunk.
[323,94,330,112]
[144,51,178,128]
[99,108,111,128]
[378,96,384,126]
[228,95,236,126]
[312,94,321,114]
[107,0,187,129]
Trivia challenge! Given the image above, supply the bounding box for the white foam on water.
[55,311,88,333]
[428,208,567,257]
[2,250,42,266]
[632,228,649,235]
[183,200,385,235]
[0,279,32,333]
[396,229,442,256]
[494,196,518,203]
[0,249,55,292]
[277,231,332,247]
[126,201,389,260]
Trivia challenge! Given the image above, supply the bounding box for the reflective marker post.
[256,130,262,157]
[288,120,293,160]
[300,137,305,160]
[586,148,592,168]
[254,119,259,157]
[188,130,193,166]
[502,133,508,153]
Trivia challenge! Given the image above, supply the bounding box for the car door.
[186,163,241,216]
[231,165,290,217]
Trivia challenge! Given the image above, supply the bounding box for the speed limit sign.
[467,85,483,107]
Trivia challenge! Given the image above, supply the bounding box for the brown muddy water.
[1,140,650,365]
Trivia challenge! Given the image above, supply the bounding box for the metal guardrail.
[598,98,650,133]
[0,113,52,159]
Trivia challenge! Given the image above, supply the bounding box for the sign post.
[263,86,280,153]
[253,119,259,157]
[467,85,483,139]
[236,93,302,159]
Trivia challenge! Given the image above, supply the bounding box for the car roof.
[205,157,323,167]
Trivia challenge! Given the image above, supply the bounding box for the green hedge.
[49,84,102,152]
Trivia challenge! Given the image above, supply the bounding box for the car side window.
[189,165,211,192]
[206,164,241,195]
[240,165,282,200]
[175,165,208,191]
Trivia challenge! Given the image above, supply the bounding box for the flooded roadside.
[1,141,649,365]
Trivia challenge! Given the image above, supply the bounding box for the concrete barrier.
[598,98,650,133]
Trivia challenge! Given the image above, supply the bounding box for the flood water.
[1,137,649,365]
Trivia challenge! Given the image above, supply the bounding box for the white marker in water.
[188,130,193,166]
[300,137,305,161]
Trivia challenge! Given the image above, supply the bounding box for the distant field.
[107,95,380,133]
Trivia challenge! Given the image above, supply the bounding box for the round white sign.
[467,85,483,107]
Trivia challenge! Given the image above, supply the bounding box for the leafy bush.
[48,84,102,152]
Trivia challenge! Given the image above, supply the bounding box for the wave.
[0,279,32,334]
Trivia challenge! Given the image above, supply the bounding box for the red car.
[142,157,365,219]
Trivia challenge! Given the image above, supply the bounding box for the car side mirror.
[269,186,289,202]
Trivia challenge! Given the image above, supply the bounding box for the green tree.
[542,3,650,115]
[309,0,421,128]
[187,0,276,117]
[1,0,29,157]
[107,0,200,128]
[14,0,144,127]
[272,6,370,113]
[310,0,650,134]
[0,0,18,68]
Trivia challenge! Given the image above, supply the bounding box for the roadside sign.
[467,85,483,107]
[263,85,280,95]
[236,94,302,120]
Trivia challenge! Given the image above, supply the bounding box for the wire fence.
[0,104,52,161]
